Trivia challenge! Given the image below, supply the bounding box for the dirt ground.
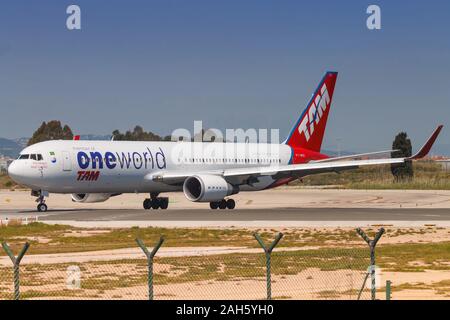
[0,225,449,300]
[3,258,448,300]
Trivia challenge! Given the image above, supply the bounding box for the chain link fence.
[0,230,378,300]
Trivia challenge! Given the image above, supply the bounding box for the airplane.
[7,71,443,212]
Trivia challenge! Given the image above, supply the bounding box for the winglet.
[409,125,443,160]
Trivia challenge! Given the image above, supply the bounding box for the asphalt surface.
[3,207,450,221]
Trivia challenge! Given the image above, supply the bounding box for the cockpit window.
[17,154,43,160]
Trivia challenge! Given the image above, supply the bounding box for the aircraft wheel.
[151,199,160,209]
[143,198,152,210]
[159,198,169,210]
[226,199,235,210]
[219,199,227,210]
[37,203,48,212]
[210,202,219,209]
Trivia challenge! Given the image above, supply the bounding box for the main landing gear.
[143,193,169,210]
[210,199,235,210]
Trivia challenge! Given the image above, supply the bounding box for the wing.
[221,158,405,185]
[148,125,443,186]
[313,149,399,163]
[314,125,443,163]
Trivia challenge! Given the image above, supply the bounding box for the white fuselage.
[8,140,293,194]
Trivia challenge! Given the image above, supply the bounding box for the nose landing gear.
[37,202,48,212]
[34,192,48,212]
[210,198,235,210]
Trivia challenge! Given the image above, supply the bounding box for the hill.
[0,138,22,158]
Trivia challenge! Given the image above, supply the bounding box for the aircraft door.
[62,151,72,171]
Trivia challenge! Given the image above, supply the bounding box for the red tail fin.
[285,72,338,152]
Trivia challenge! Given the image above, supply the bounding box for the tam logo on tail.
[285,72,338,152]
[298,83,330,142]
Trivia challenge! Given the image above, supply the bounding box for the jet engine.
[183,175,239,202]
[71,193,112,203]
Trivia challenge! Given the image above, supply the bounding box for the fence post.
[136,237,164,300]
[253,232,283,300]
[386,280,392,300]
[1,242,30,300]
[356,227,385,300]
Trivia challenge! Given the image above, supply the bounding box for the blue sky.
[0,0,449,153]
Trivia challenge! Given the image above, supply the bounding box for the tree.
[391,132,413,181]
[112,126,171,141]
[28,121,74,146]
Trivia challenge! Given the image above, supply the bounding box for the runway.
[2,189,450,227]
[2,207,450,228]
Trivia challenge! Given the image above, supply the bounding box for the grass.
[298,161,450,190]
[0,222,68,238]
[0,173,20,189]
[2,223,442,255]
[1,222,300,254]
[391,280,450,296]
[378,241,450,272]
[0,222,242,254]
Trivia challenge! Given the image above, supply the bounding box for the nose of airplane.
[7,160,21,183]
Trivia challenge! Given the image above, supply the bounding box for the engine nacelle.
[183,175,239,202]
[71,193,112,203]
